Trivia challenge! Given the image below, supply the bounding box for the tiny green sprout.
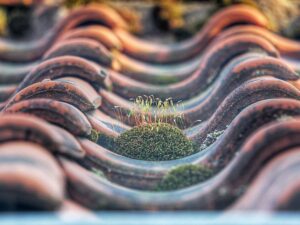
[155,164,214,191]
[114,123,196,161]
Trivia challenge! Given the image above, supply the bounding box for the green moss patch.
[114,123,195,161]
[156,164,213,191]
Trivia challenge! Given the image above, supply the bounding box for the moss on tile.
[156,164,213,191]
[114,123,195,161]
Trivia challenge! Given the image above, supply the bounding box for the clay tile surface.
[1,0,300,217]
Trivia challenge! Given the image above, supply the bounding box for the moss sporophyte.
[125,95,186,128]
[156,164,214,191]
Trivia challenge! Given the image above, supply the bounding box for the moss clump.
[156,164,213,191]
[114,123,195,161]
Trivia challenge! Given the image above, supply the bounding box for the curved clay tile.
[99,77,300,127]
[100,52,298,116]
[229,149,300,211]
[0,37,114,83]
[91,76,300,137]
[108,53,260,98]
[62,118,300,210]
[58,25,123,51]
[214,25,300,59]
[0,30,292,91]
[0,114,84,158]
[110,50,202,85]
[108,34,279,101]
[4,78,101,112]
[114,5,269,63]
[82,98,300,190]
[0,27,286,91]
[0,141,64,210]
[0,5,273,83]
[1,2,300,213]
[43,38,113,67]
[13,56,110,94]
[4,98,92,137]
[0,4,128,62]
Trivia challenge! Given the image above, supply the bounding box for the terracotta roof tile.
[0,2,300,213]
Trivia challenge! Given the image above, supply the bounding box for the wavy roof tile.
[0,2,300,214]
